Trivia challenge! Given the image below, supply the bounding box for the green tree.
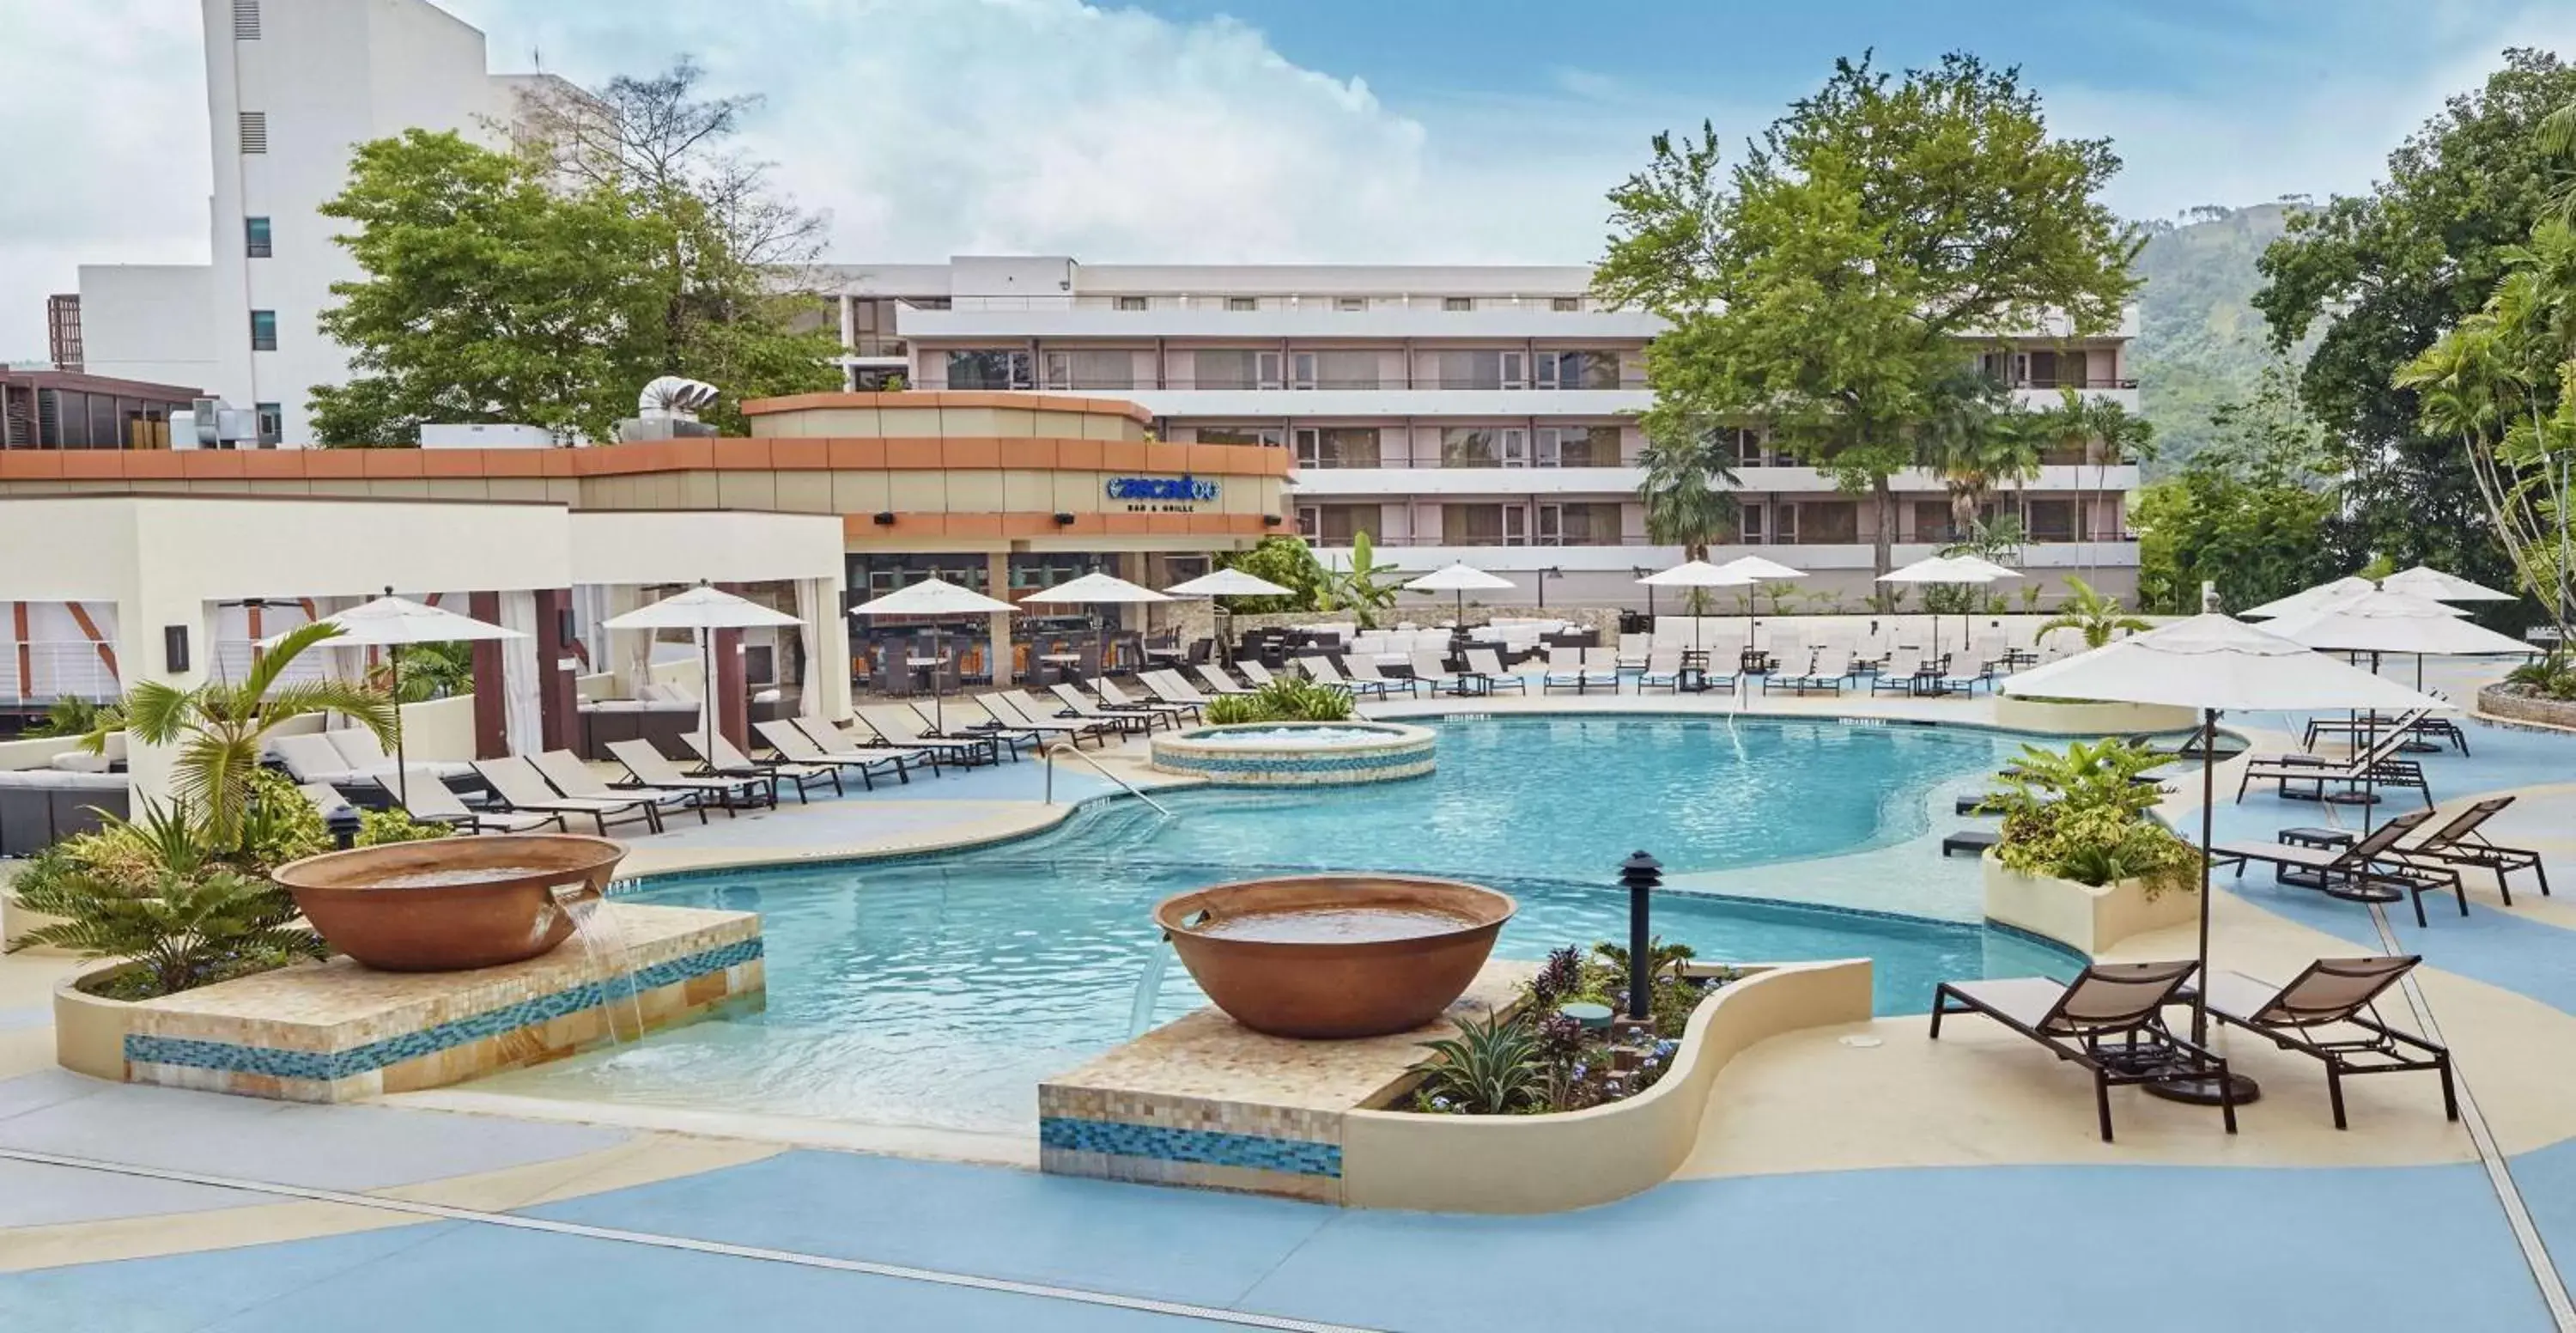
[1323,533,1405,629]
[1636,427,1742,560]
[1216,536,1332,614]
[2130,369,2340,613]
[1917,367,2040,542]
[2254,50,2576,619]
[311,131,671,444]
[1597,53,2139,575]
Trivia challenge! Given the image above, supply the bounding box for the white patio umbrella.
[605,583,803,776]
[2264,588,2537,689]
[270,588,521,806]
[1164,568,1294,666]
[1021,571,1173,695]
[2238,575,2384,620]
[1709,555,1806,648]
[2378,564,2518,605]
[1639,561,1759,679]
[2003,614,2450,1105]
[1403,562,1518,637]
[1877,555,2018,662]
[849,575,1017,732]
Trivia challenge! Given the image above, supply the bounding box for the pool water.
[479,717,2078,1133]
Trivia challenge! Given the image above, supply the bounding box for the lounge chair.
[389,767,566,836]
[1462,648,1529,695]
[324,727,473,780]
[756,719,915,789]
[2215,809,2465,927]
[2399,795,2549,903]
[1868,647,1930,696]
[2200,956,2457,1129]
[1236,660,1279,686]
[270,733,375,786]
[1634,648,1685,693]
[1540,646,1617,695]
[683,732,841,803]
[976,693,1113,750]
[2236,718,2431,806]
[604,739,775,811]
[1101,678,1198,721]
[528,749,714,825]
[1929,959,2234,1142]
[792,716,945,775]
[472,757,664,836]
[1191,664,1258,696]
[858,703,1007,765]
[1047,682,1163,733]
[1140,670,1218,710]
[1407,652,1471,697]
[1345,655,1423,699]
[2306,709,2470,757]
[1764,648,1852,696]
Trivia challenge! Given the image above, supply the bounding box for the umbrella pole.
[933,624,944,733]
[393,639,408,809]
[2148,705,2261,1108]
[702,630,714,773]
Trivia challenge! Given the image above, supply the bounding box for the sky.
[4,0,2576,359]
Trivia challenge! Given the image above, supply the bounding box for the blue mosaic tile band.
[1040,1116,1342,1178]
[125,936,763,1084]
[1155,743,1433,775]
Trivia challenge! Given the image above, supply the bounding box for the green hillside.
[2129,202,2311,473]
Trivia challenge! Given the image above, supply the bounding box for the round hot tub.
[1148,720,1435,786]
[1153,874,1516,1038]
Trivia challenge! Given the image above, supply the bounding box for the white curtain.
[793,577,825,719]
[498,591,543,756]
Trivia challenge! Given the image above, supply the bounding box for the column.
[112,582,207,811]
[986,549,1012,687]
[803,574,854,721]
[714,582,749,748]
[469,590,508,759]
[534,587,577,753]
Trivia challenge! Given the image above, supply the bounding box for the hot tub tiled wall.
[105,904,761,1103]
[1146,722,1436,787]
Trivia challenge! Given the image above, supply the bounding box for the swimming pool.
[474,716,2080,1133]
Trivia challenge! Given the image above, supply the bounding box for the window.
[238,111,267,154]
[245,216,272,258]
[254,402,283,447]
[1195,424,1283,447]
[1335,296,1366,312]
[1290,349,1377,390]
[1429,349,1524,390]
[2026,499,2078,542]
[1540,502,1623,545]
[232,0,260,39]
[1224,296,1258,312]
[1442,503,1515,545]
[1115,295,1147,311]
[1190,349,1280,389]
[1741,504,1765,542]
[1292,427,1381,469]
[1550,296,1580,312]
[1442,296,1474,312]
[944,349,1030,389]
[1799,501,1858,544]
[1304,504,1376,544]
[1533,350,1622,390]
[248,309,277,351]
[1440,427,1525,468]
[1914,501,1958,545]
[1041,349,1133,390]
[1536,425,1620,466]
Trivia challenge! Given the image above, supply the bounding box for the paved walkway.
[4,659,2572,1330]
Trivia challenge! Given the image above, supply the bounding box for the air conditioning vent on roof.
[233,0,261,39]
[239,111,268,154]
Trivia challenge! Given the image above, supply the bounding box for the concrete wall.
[1979,857,2200,958]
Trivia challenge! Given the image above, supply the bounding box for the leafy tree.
[1636,427,1741,560]
[2255,50,2576,621]
[2130,369,2341,613]
[311,131,668,444]
[1216,536,1331,614]
[1917,368,2040,542]
[1597,53,2139,575]
[1322,532,1404,629]
[2036,576,2152,648]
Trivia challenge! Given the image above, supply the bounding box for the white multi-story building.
[73,0,572,446]
[822,257,2143,606]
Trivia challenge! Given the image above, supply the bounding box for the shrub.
[1201,677,1356,726]
[2506,650,2576,702]
[1984,738,2200,897]
[358,807,453,845]
[1409,1010,1547,1115]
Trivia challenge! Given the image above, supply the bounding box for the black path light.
[1619,850,1662,1021]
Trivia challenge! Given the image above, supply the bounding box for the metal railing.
[1042,741,1172,815]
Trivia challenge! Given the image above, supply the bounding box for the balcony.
[1298,539,2143,575]
[896,303,1666,341]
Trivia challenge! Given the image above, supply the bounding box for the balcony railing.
[1293,455,1629,470]
[2008,375,2140,391]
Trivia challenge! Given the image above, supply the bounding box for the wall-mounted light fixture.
[1052,512,1077,527]
[163,625,191,673]
[1261,514,1284,527]
[872,511,896,527]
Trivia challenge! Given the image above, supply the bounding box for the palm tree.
[86,621,394,852]
[2539,98,2576,227]
[2036,576,2153,648]
[1637,425,1742,562]
[1918,367,2039,544]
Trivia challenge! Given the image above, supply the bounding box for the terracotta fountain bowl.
[272,835,627,972]
[1153,875,1516,1039]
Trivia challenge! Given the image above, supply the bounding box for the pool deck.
[5,657,2574,1330]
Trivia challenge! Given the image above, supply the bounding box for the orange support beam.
[10,603,29,697]
[63,602,118,676]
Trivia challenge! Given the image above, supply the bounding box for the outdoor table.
[1909,669,1951,698]
[2277,827,2354,851]
[1679,648,1710,693]
[2270,825,2401,903]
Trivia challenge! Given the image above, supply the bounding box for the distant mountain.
[2129,202,2310,474]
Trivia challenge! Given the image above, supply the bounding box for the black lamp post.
[1619,850,1662,1021]
[326,804,362,850]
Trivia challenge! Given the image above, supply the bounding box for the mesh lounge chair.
[756,719,914,789]
[1344,655,1423,699]
[1868,647,1930,696]
[2306,709,2470,757]
[792,716,945,775]
[1930,959,2234,1142]
[528,749,713,825]
[2214,809,2464,927]
[684,732,841,803]
[1236,660,1279,686]
[390,767,566,836]
[1540,646,1618,695]
[472,756,664,835]
[1635,648,1685,693]
[1191,664,1258,696]
[1765,648,1852,696]
[1407,652,1470,697]
[2201,956,2457,1129]
[859,703,1005,765]
[1047,682,1163,733]
[605,739,775,811]
[1139,670,1218,710]
[977,693,1112,750]
[2236,719,2431,806]
[2399,795,2549,903]
[1101,678,1198,721]
[1462,648,1529,695]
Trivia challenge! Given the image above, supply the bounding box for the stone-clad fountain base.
[57,904,761,1103]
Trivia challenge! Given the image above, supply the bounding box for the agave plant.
[1409,1009,1547,1115]
[84,621,393,854]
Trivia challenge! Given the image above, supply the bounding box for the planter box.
[1992,696,2200,737]
[1980,855,2196,957]
[2478,684,2576,732]
[54,964,143,1080]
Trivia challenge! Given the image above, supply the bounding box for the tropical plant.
[357,807,454,845]
[1636,426,1742,560]
[367,641,473,703]
[1409,1010,1548,1115]
[1323,532,1404,630]
[9,861,321,1000]
[1591,936,1697,992]
[1982,739,2198,897]
[84,621,394,853]
[2505,648,2576,700]
[25,696,120,740]
[1214,536,1332,615]
[1201,677,1357,726]
[2036,576,2153,648]
[1919,365,2042,540]
[2131,368,2342,613]
[235,769,332,872]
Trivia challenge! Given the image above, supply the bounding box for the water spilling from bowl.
[1191,906,1478,943]
[369,866,549,889]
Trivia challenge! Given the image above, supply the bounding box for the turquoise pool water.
[485,717,2079,1132]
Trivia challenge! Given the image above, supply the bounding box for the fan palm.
[1918,366,2038,540]
[2036,576,2153,648]
[82,621,394,852]
[1637,425,1742,561]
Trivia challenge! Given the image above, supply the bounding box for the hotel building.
[822,257,2143,606]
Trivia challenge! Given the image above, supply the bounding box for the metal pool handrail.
[1043,742,1173,816]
